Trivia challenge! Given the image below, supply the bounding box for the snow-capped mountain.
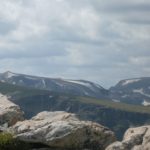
[1,71,150,106]
[110,77,150,106]
[0,71,108,98]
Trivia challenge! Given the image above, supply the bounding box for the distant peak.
[3,71,18,78]
[121,78,141,86]
[4,71,12,73]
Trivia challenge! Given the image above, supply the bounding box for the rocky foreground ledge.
[0,93,24,128]
[0,93,116,150]
[10,111,116,150]
[1,93,150,150]
[106,125,150,150]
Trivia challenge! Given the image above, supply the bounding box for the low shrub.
[0,132,30,150]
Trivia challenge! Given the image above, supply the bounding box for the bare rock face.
[0,93,24,128]
[10,111,116,150]
[106,125,150,150]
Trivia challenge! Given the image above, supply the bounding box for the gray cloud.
[0,21,16,35]
[0,0,150,88]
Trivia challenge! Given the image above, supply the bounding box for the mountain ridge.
[110,77,150,106]
[1,71,150,106]
[0,71,108,99]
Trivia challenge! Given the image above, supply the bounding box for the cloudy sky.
[0,0,150,88]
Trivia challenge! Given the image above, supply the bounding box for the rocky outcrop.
[10,111,116,150]
[106,125,150,150]
[0,93,24,128]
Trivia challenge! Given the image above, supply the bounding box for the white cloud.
[0,0,150,88]
[129,56,150,66]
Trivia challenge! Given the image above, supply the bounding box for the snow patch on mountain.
[112,99,120,103]
[19,80,23,83]
[49,95,53,98]
[121,95,128,98]
[84,91,90,96]
[66,80,92,86]
[142,100,150,106]
[5,72,18,78]
[65,80,103,91]
[25,76,38,80]
[42,79,46,88]
[133,88,143,94]
[93,83,103,89]
[55,81,65,87]
[12,82,16,85]
[133,88,150,98]
[122,79,141,86]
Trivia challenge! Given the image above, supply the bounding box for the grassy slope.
[0,81,50,98]
[0,81,150,114]
[76,97,150,114]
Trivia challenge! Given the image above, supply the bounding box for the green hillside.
[0,81,49,97]
[76,97,150,114]
[0,81,149,114]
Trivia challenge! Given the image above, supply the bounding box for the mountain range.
[0,71,150,106]
[0,71,150,140]
[0,71,108,99]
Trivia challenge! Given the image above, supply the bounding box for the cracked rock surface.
[106,125,150,150]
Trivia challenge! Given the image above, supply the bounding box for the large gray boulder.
[10,111,116,150]
[0,93,24,128]
[106,125,150,150]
